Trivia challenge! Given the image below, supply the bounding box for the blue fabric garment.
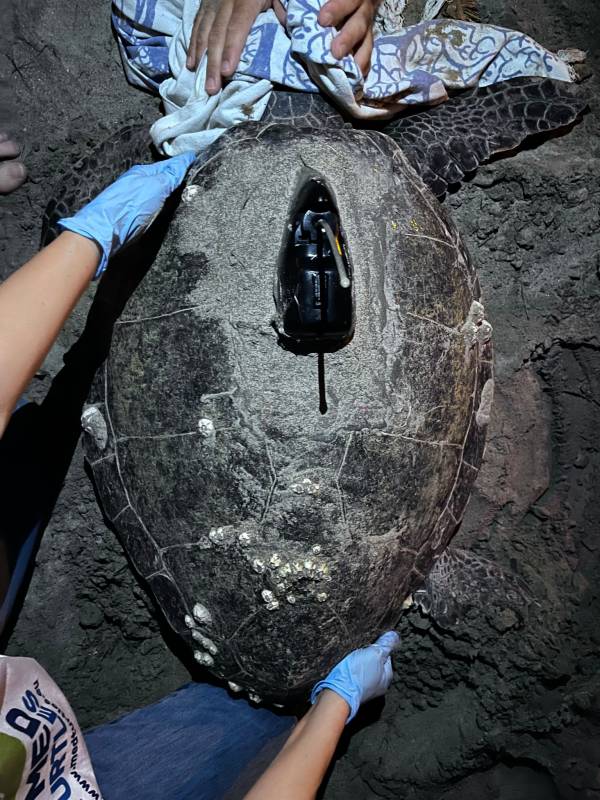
[0,401,49,642]
[85,682,295,800]
[0,521,42,636]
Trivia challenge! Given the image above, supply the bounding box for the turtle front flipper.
[41,123,155,248]
[412,546,536,628]
[383,77,587,197]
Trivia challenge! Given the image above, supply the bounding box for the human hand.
[318,0,381,76]
[310,631,400,722]
[57,152,195,278]
[187,0,285,95]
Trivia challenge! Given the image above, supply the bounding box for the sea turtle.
[43,79,584,702]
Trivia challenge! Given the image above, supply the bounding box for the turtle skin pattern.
[383,77,586,197]
[41,125,156,247]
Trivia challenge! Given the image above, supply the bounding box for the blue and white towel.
[112,0,574,155]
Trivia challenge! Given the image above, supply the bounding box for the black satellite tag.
[279,178,354,349]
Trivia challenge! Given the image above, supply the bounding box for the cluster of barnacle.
[183,601,274,706]
[184,602,219,668]
[204,523,334,610]
[251,546,332,610]
[183,528,335,706]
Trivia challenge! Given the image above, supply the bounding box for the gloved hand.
[310,631,400,722]
[58,151,196,278]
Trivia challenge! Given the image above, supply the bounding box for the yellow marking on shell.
[409,218,421,233]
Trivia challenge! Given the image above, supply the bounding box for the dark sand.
[2,1,599,796]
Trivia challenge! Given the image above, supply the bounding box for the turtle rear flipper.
[413,546,536,628]
[384,77,587,197]
[41,123,155,248]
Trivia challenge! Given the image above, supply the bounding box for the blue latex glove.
[310,631,400,722]
[58,151,196,278]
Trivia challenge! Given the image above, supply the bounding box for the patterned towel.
[112,0,574,154]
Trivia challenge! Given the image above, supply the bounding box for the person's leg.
[0,134,26,194]
[84,682,296,800]
[0,402,48,642]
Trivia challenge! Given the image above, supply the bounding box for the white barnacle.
[476,320,493,345]
[312,545,322,555]
[261,590,279,611]
[292,561,304,574]
[278,563,292,577]
[197,417,215,438]
[228,681,243,693]
[476,379,494,428]
[470,300,485,324]
[209,527,221,543]
[461,300,492,347]
[291,477,320,496]
[286,594,296,605]
[184,614,195,629]
[316,592,328,603]
[238,531,251,547]
[304,559,316,573]
[252,559,266,574]
[192,630,218,655]
[192,603,212,626]
[275,582,286,592]
[81,405,108,451]
[248,692,262,704]
[182,184,200,202]
[194,650,215,667]
[269,553,282,568]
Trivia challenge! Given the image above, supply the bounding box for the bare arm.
[243,690,348,800]
[244,631,400,799]
[0,232,99,436]
[0,152,195,438]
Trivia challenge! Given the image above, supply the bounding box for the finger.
[354,27,373,77]
[373,631,401,656]
[330,9,370,60]
[206,3,234,94]
[0,136,21,159]
[272,0,287,25]
[0,160,26,194]
[126,151,196,189]
[382,657,393,689]
[319,0,361,27]
[221,0,263,76]
[187,8,212,70]
[161,151,197,189]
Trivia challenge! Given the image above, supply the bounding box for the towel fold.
[112,0,574,155]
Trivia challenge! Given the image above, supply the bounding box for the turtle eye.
[276,175,354,353]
